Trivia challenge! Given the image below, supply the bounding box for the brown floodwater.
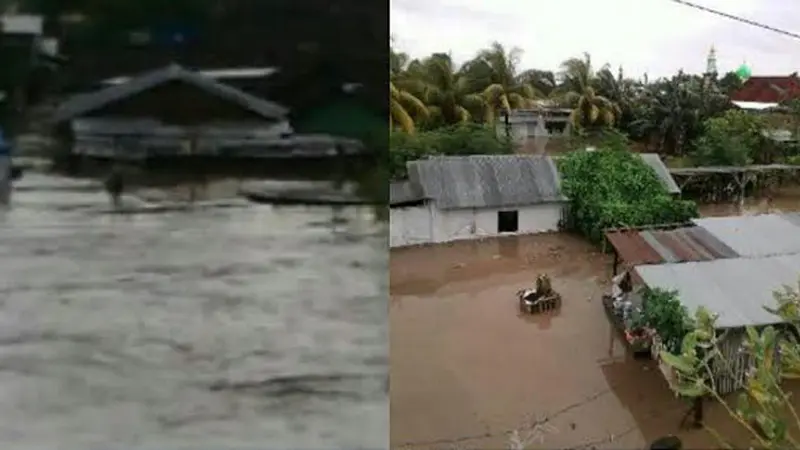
[697,185,800,217]
[390,190,800,449]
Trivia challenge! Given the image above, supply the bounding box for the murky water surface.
[390,191,800,449]
[1,173,388,449]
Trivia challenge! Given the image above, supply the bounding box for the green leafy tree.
[692,109,769,166]
[558,139,698,243]
[718,71,744,95]
[639,287,694,353]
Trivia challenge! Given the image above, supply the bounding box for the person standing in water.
[104,167,125,209]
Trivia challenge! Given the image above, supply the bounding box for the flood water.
[1,173,388,449]
[390,190,800,449]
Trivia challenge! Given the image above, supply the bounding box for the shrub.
[558,146,698,244]
[691,109,769,166]
[640,287,694,353]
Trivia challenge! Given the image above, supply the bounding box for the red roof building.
[730,75,800,103]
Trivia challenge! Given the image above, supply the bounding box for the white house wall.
[390,204,433,248]
[390,201,564,248]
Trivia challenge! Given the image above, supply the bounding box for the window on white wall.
[497,210,519,233]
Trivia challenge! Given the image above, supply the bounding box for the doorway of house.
[497,210,519,233]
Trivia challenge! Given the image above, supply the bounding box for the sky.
[390,0,800,78]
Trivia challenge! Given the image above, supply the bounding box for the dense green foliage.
[638,287,694,353]
[389,124,512,179]
[391,43,800,168]
[692,109,770,166]
[558,142,698,243]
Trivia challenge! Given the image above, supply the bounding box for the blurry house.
[49,64,363,162]
[496,106,572,154]
[729,74,800,147]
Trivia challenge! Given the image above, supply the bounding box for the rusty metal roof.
[605,226,739,266]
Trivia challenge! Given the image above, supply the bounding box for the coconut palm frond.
[390,98,415,133]
[454,105,471,123]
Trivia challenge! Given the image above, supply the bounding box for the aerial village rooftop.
[390,64,800,448]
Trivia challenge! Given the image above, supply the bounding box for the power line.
[669,0,800,41]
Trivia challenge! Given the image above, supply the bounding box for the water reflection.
[697,186,800,217]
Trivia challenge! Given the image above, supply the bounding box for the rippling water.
[0,174,388,449]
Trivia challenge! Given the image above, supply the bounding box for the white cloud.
[391,0,800,78]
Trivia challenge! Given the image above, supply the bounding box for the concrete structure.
[51,64,368,161]
[495,108,572,154]
[390,155,566,248]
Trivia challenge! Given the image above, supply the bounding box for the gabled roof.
[639,153,681,194]
[51,64,288,124]
[730,75,800,103]
[407,155,565,210]
[390,181,425,206]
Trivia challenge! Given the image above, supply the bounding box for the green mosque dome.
[735,62,752,80]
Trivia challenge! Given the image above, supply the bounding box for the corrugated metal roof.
[606,230,664,265]
[692,214,800,258]
[639,153,681,194]
[408,155,565,210]
[52,64,288,124]
[390,181,425,206]
[605,226,739,266]
[635,254,800,328]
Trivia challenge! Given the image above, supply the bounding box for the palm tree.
[405,53,486,126]
[556,53,620,129]
[463,42,541,122]
[595,66,648,136]
[633,73,701,154]
[390,44,428,133]
[517,69,558,98]
[390,81,427,133]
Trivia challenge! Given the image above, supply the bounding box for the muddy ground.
[390,192,800,449]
